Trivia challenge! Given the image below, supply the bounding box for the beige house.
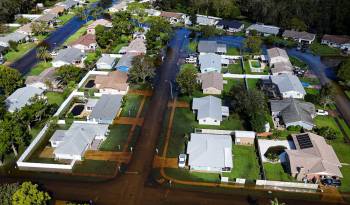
[197,72,223,95]
[285,133,342,181]
[95,71,129,95]
[234,131,255,145]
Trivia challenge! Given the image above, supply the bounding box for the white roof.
[246,24,280,35]
[6,86,44,112]
[235,131,256,139]
[271,74,306,95]
[187,133,232,169]
[192,96,223,121]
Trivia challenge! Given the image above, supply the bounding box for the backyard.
[222,62,242,74]
[227,47,240,55]
[222,145,260,180]
[99,125,131,151]
[46,92,65,106]
[164,168,220,183]
[310,42,341,56]
[246,79,259,90]
[120,94,143,117]
[223,78,244,94]
[264,163,296,182]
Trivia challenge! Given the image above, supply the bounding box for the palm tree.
[37,46,50,63]
[270,198,286,205]
[76,7,88,22]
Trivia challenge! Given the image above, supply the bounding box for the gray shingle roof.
[198,53,222,72]
[187,133,232,169]
[54,47,85,64]
[53,122,109,157]
[271,74,306,95]
[246,24,280,35]
[192,96,223,121]
[198,41,227,53]
[196,14,221,26]
[6,86,44,112]
[283,30,316,41]
[0,32,28,45]
[270,98,315,126]
[198,72,223,90]
[97,54,116,67]
[90,94,123,123]
[116,53,137,69]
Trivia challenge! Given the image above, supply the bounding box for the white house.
[192,96,229,126]
[196,14,221,26]
[267,47,294,75]
[271,74,306,99]
[6,86,45,112]
[187,133,232,173]
[52,47,86,68]
[322,34,350,52]
[234,131,255,145]
[282,30,316,45]
[198,53,222,73]
[70,34,97,52]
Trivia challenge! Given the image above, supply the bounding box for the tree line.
[154,0,350,35]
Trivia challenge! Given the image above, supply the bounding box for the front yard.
[27,62,52,76]
[99,125,131,151]
[4,42,36,62]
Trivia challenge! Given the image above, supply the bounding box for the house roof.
[6,86,44,112]
[35,13,57,22]
[286,132,342,177]
[95,70,129,91]
[116,53,137,71]
[0,32,28,44]
[87,19,112,30]
[25,67,57,86]
[196,14,221,26]
[125,38,146,54]
[70,34,96,47]
[96,54,117,67]
[198,53,222,71]
[86,98,99,108]
[216,20,243,29]
[283,30,316,41]
[271,61,294,74]
[48,5,65,15]
[187,133,232,169]
[235,131,256,139]
[271,74,306,95]
[53,122,109,156]
[192,95,223,121]
[58,0,79,9]
[267,47,289,59]
[160,11,183,19]
[54,47,85,64]
[246,24,280,35]
[90,94,123,122]
[198,72,223,91]
[198,40,227,53]
[17,23,33,34]
[270,98,315,126]
[322,34,350,45]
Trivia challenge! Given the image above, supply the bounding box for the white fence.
[256,180,318,192]
[223,73,271,79]
[197,128,234,135]
[221,55,242,60]
[17,71,105,172]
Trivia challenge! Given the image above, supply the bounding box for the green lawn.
[46,92,65,105]
[4,42,36,62]
[120,94,143,117]
[197,113,244,130]
[305,88,319,95]
[164,168,220,183]
[340,166,350,192]
[181,63,196,70]
[222,145,260,180]
[250,60,261,68]
[299,77,320,85]
[188,40,198,52]
[64,20,93,45]
[337,117,350,137]
[222,63,242,74]
[223,78,244,94]
[314,116,344,138]
[58,13,75,25]
[73,160,117,175]
[227,47,240,55]
[310,42,341,56]
[247,79,259,90]
[112,43,128,53]
[264,163,296,182]
[290,56,308,69]
[27,62,52,76]
[99,125,131,151]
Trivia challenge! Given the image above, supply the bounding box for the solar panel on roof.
[296,134,313,149]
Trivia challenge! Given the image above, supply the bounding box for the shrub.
[287,125,303,132]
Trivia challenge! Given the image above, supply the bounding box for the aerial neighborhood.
[0,0,350,204]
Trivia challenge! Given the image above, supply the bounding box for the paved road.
[288,49,350,128]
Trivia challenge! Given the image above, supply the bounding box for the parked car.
[316,109,329,116]
[178,154,187,168]
[322,178,341,187]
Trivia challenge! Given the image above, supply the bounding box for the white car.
[178,154,187,168]
[316,109,329,116]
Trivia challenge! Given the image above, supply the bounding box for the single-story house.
[94,70,129,95]
[116,53,137,72]
[96,54,117,70]
[109,1,128,13]
[198,53,222,73]
[267,47,294,75]
[192,95,229,126]
[88,94,123,124]
[321,34,350,51]
[35,13,58,27]
[0,32,29,47]
[25,67,59,90]
[144,9,161,17]
[234,131,255,145]
[70,34,97,51]
[187,133,233,173]
[216,20,244,33]
[85,98,98,111]
[197,72,223,95]
[259,78,281,99]
[56,0,79,10]
[246,23,280,36]
[87,19,112,35]
[270,98,316,130]
[270,74,306,99]
[51,122,109,160]
[125,38,147,55]
[282,30,316,45]
[6,86,45,112]
[285,133,342,181]
[16,23,34,36]
[46,5,66,15]
[52,47,86,68]
[196,14,221,26]
[198,40,227,54]
[160,11,184,25]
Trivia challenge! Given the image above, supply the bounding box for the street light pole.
[166,80,173,99]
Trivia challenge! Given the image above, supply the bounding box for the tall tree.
[176,66,199,95]
[76,7,88,22]
[244,36,262,54]
[31,21,48,35]
[0,183,19,205]
[129,55,155,84]
[36,45,51,63]
[289,17,307,31]
[0,65,23,96]
[12,182,51,205]
[55,65,82,85]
